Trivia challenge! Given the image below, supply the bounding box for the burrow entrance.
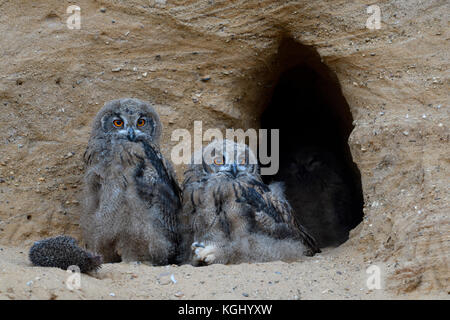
[259,38,364,248]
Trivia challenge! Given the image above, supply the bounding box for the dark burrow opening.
[260,39,364,248]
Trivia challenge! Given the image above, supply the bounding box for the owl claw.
[192,244,217,265]
[191,241,205,249]
[255,211,271,225]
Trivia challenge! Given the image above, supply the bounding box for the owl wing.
[265,182,298,226]
[83,136,103,167]
[181,165,218,235]
[161,155,182,201]
[237,179,320,255]
[141,140,181,200]
[133,141,182,252]
[265,182,320,255]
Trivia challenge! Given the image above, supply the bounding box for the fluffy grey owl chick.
[274,147,356,248]
[180,139,319,266]
[81,98,182,265]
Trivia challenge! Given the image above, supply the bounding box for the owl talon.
[192,244,217,265]
[255,211,271,225]
[191,242,205,249]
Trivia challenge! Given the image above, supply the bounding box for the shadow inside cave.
[260,39,364,248]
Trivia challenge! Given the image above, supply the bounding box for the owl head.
[91,98,161,145]
[198,139,259,178]
[288,147,339,178]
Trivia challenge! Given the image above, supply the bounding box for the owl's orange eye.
[137,118,146,127]
[214,157,224,165]
[113,119,124,127]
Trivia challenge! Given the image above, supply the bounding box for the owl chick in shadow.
[81,98,182,265]
[274,147,358,248]
[179,139,320,266]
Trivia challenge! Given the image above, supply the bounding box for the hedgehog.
[29,235,103,273]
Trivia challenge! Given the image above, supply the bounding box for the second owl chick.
[180,139,319,266]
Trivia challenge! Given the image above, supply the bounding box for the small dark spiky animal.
[29,235,102,273]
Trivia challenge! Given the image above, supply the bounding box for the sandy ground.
[0,244,446,300]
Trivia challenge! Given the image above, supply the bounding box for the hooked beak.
[127,127,136,142]
[230,164,238,177]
